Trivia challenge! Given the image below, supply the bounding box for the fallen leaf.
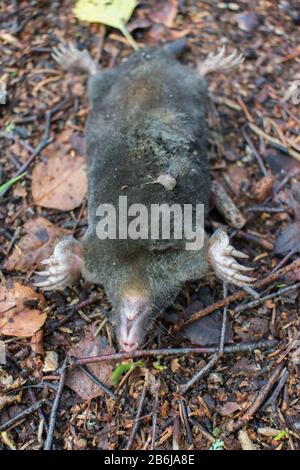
[252,174,276,202]
[32,151,87,211]
[43,351,59,372]
[183,302,232,346]
[274,222,300,255]
[235,12,262,33]
[5,217,69,272]
[238,429,256,450]
[65,328,117,401]
[148,0,178,28]
[0,282,46,337]
[218,402,241,416]
[224,164,248,196]
[31,330,44,355]
[74,0,138,49]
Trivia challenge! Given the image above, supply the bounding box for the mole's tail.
[198,46,244,76]
[52,42,99,76]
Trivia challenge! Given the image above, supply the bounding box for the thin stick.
[78,364,116,400]
[151,389,159,450]
[242,125,268,176]
[44,359,67,450]
[126,377,148,450]
[45,295,102,336]
[179,354,220,394]
[182,258,300,328]
[0,97,71,197]
[262,368,289,412]
[179,400,193,444]
[0,399,45,433]
[234,282,300,313]
[229,362,286,433]
[70,339,278,368]
[219,282,228,353]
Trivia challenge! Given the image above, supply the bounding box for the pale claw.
[208,229,255,287]
[34,238,83,291]
[51,42,98,75]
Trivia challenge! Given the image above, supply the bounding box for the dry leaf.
[238,429,256,450]
[5,217,69,272]
[43,351,59,372]
[148,0,178,28]
[0,282,46,337]
[218,401,241,416]
[252,174,275,202]
[32,150,87,211]
[65,328,116,401]
[31,330,44,355]
[274,222,300,255]
[183,302,232,346]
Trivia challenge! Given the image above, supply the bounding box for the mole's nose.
[120,340,138,352]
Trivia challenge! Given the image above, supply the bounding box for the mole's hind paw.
[34,238,83,291]
[208,229,255,287]
[52,42,98,75]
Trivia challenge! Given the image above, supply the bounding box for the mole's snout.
[117,291,149,352]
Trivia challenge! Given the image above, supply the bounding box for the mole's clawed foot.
[198,46,244,76]
[208,229,255,287]
[34,238,83,291]
[52,42,98,75]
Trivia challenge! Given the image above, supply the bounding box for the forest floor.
[0,0,300,451]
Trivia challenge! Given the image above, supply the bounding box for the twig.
[0,97,71,197]
[45,295,102,336]
[44,359,67,450]
[242,125,268,176]
[262,368,289,412]
[189,418,215,443]
[182,258,300,328]
[125,376,148,450]
[249,122,300,163]
[219,282,228,353]
[0,399,45,433]
[70,339,278,368]
[234,282,300,314]
[78,364,116,400]
[179,354,219,394]
[172,416,181,450]
[179,400,193,444]
[151,388,159,450]
[229,362,286,433]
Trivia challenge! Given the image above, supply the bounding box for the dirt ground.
[0,0,300,451]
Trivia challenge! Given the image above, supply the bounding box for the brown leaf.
[5,217,69,272]
[224,164,248,197]
[218,401,241,416]
[31,329,44,355]
[148,0,178,28]
[32,143,87,211]
[65,328,116,401]
[0,282,46,337]
[274,222,300,255]
[252,174,276,202]
[183,302,232,346]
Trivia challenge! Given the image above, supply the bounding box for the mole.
[35,40,254,352]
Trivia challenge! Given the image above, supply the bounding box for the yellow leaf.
[74,0,137,29]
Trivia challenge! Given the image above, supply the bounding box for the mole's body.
[36,41,254,351]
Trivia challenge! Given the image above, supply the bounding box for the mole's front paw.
[52,42,98,75]
[34,238,83,291]
[208,229,255,287]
